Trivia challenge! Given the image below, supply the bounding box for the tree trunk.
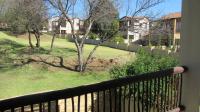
[82,32,118,72]
[77,47,84,72]
[158,35,161,47]
[36,36,40,48]
[148,34,151,46]
[34,32,40,48]
[51,18,62,51]
[82,43,100,72]
[28,30,34,49]
[50,33,56,51]
[37,36,40,48]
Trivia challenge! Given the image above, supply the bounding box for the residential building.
[144,12,181,48]
[119,16,149,44]
[161,12,181,46]
[48,17,84,35]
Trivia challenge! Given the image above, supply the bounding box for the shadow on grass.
[0,65,15,70]
[0,56,77,72]
[0,39,79,72]
[0,39,25,48]
[0,39,49,55]
[18,56,77,71]
[1,31,19,37]
[0,38,77,56]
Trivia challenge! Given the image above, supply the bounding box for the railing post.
[181,0,200,111]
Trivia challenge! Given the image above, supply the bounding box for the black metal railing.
[0,66,187,112]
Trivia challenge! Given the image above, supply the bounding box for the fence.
[0,66,187,112]
[68,38,177,56]
[68,38,142,52]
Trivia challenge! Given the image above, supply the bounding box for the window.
[175,39,180,45]
[77,23,80,26]
[61,30,66,34]
[176,19,181,33]
[52,21,57,26]
[129,20,132,26]
[61,21,66,27]
[139,23,143,27]
[144,23,148,29]
[52,21,58,30]
[129,35,134,40]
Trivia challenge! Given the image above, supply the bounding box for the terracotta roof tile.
[162,12,181,20]
[120,16,148,21]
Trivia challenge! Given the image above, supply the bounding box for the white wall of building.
[121,17,149,44]
[48,17,59,32]
[48,17,82,34]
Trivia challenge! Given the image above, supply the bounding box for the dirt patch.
[11,51,135,72]
[18,54,121,72]
[86,57,119,71]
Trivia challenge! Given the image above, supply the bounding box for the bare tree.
[47,0,163,72]
[147,17,174,47]
[125,0,164,16]
[47,0,117,72]
[121,0,164,45]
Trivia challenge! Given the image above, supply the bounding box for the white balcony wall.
[48,17,81,34]
[181,0,200,111]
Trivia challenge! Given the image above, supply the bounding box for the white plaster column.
[180,0,200,111]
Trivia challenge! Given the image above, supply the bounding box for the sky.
[48,0,182,19]
[119,0,182,18]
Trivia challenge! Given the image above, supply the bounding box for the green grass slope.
[0,32,135,99]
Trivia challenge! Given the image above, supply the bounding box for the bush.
[111,33,124,43]
[110,48,179,79]
[109,49,179,109]
[88,32,99,40]
[109,64,127,79]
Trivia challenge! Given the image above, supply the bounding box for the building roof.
[120,16,148,21]
[162,12,181,20]
[49,16,82,21]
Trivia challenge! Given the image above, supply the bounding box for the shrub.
[109,64,128,79]
[88,32,99,40]
[111,33,124,43]
[109,49,179,108]
[110,48,179,79]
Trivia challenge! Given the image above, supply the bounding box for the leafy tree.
[5,4,27,34]
[91,16,119,37]
[0,0,5,16]
[90,17,120,42]
[3,0,47,48]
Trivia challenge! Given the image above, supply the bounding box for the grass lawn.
[0,32,131,59]
[0,32,135,99]
[0,65,110,99]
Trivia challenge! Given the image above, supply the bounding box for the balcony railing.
[0,66,187,112]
